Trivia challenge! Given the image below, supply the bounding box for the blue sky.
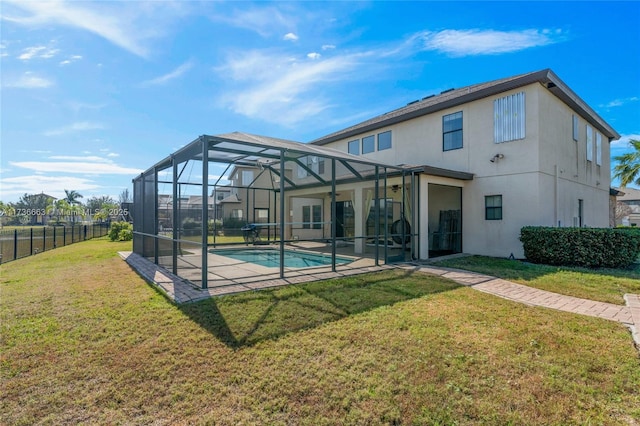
[1,1,639,203]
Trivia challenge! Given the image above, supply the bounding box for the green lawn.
[1,239,639,425]
[432,255,640,305]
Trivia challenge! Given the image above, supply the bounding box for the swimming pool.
[211,249,352,268]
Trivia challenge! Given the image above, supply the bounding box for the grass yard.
[1,239,639,425]
[432,255,640,305]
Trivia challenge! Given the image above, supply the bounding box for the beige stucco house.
[615,186,640,227]
[218,165,275,226]
[310,69,620,258]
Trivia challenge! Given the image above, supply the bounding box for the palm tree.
[613,139,640,187]
[63,189,83,205]
[46,199,72,225]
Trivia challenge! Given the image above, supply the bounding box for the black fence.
[0,223,110,264]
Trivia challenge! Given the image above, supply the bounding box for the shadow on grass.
[179,269,461,348]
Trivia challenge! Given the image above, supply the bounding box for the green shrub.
[109,221,133,241]
[222,217,246,236]
[208,219,223,235]
[520,227,640,269]
[118,228,133,241]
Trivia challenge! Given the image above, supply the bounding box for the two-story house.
[310,69,619,258]
[133,69,621,288]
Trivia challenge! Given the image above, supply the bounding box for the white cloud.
[218,51,357,126]
[217,50,294,81]
[49,155,112,163]
[107,152,120,158]
[139,61,193,87]
[1,0,183,57]
[611,133,640,149]
[5,71,53,88]
[322,44,336,50]
[283,32,298,41]
[601,97,639,108]
[212,7,295,37]
[19,46,44,60]
[44,122,104,136]
[59,54,82,66]
[10,160,143,175]
[215,26,567,126]
[0,175,100,200]
[418,28,564,57]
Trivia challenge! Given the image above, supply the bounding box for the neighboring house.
[219,165,278,227]
[311,69,619,258]
[615,186,640,226]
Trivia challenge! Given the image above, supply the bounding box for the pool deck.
[119,250,394,303]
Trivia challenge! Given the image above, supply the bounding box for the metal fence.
[0,223,110,264]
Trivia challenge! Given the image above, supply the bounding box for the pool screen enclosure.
[132,133,417,289]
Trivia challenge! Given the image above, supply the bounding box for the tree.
[85,196,117,214]
[46,199,72,225]
[93,202,120,223]
[119,188,132,203]
[0,201,15,228]
[63,189,84,205]
[13,193,54,225]
[613,139,640,187]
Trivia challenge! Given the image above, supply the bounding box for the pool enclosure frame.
[132,133,418,289]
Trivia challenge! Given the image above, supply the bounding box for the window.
[572,115,579,141]
[362,135,375,154]
[348,139,359,155]
[302,205,322,229]
[231,209,243,219]
[586,125,593,161]
[377,131,392,151]
[443,111,463,151]
[485,195,502,220]
[596,132,602,166]
[297,156,325,178]
[241,170,253,186]
[312,205,322,229]
[302,206,310,229]
[494,92,525,143]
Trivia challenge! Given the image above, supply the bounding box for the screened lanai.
[132,132,418,289]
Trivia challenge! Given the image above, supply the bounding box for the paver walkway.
[407,264,640,349]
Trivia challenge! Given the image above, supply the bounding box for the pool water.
[211,249,352,268]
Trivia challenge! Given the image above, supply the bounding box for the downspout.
[554,164,559,227]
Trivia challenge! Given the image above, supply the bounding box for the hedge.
[108,221,133,242]
[520,226,640,269]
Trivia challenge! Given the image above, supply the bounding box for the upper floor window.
[586,125,593,162]
[596,132,602,166]
[485,195,503,220]
[443,111,463,151]
[297,156,325,178]
[494,92,525,143]
[572,115,579,141]
[241,170,253,186]
[377,131,392,151]
[362,135,375,154]
[348,139,359,155]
